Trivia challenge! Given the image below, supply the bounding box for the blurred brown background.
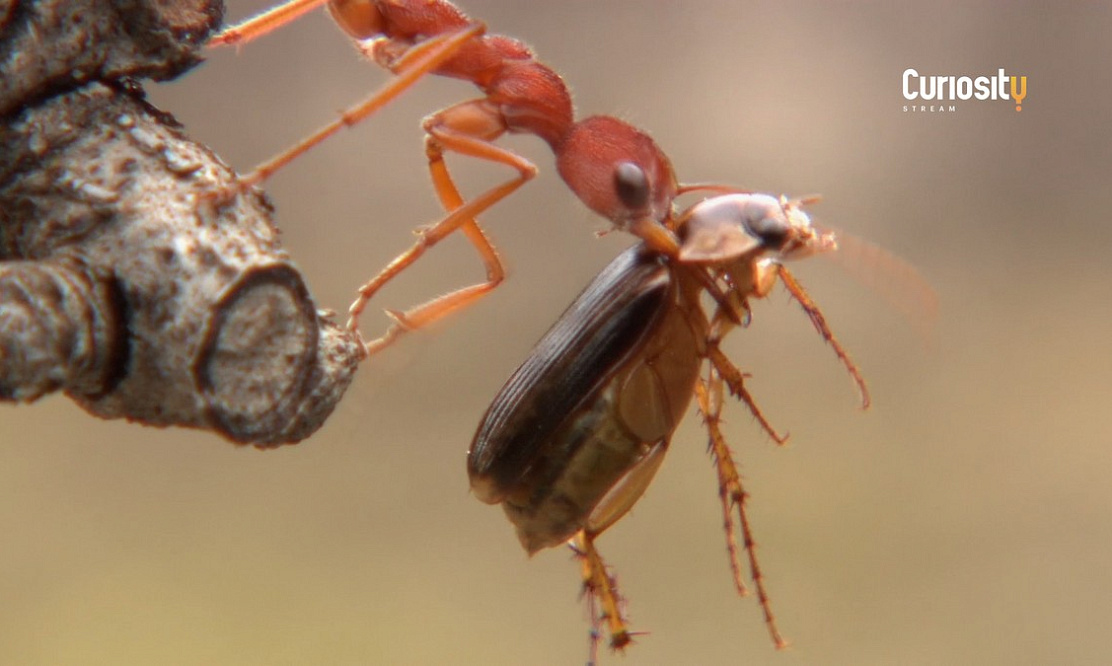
[3,1,1111,664]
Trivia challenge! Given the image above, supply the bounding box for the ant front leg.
[349,99,537,356]
[236,24,486,188]
[209,0,329,47]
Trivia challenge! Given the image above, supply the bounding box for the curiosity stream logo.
[902,68,1027,113]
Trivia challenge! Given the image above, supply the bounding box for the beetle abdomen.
[501,382,650,552]
[469,246,704,553]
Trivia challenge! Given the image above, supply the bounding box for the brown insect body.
[469,246,705,554]
[468,193,860,651]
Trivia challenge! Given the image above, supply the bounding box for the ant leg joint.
[519,160,539,179]
[384,309,417,330]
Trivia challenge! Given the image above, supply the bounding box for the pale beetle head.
[676,193,837,265]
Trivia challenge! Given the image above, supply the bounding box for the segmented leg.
[705,343,788,445]
[570,531,633,652]
[674,183,753,199]
[694,372,789,650]
[694,377,748,600]
[209,0,329,47]
[777,265,871,409]
[239,24,486,187]
[348,101,537,355]
[584,582,601,666]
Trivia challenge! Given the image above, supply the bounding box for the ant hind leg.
[348,99,537,356]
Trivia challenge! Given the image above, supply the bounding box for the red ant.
[212,0,757,356]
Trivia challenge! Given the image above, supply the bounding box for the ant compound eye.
[744,200,791,249]
[614,161,650,210]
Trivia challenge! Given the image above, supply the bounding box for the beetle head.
[676,193,836,264]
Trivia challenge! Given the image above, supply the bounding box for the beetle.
[468,189,869,652]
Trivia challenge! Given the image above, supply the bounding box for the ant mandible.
[212,0,751,356]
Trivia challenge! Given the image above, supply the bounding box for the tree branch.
[0,0,362,446]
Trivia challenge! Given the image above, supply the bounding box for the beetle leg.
[694,377,749,599]
[692,269,743,326]
[570,531,633,652]
[695,373,789,650]
[777,265,871,409]
[708,286,749,335]
[583,586,602,666]
[705,344,788,445]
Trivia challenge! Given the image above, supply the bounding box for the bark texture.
[0,0,362,446]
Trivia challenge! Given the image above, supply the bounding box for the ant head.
[557,116,678,231]
[676,193,835,264]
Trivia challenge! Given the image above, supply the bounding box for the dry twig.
[0,0,361,446]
